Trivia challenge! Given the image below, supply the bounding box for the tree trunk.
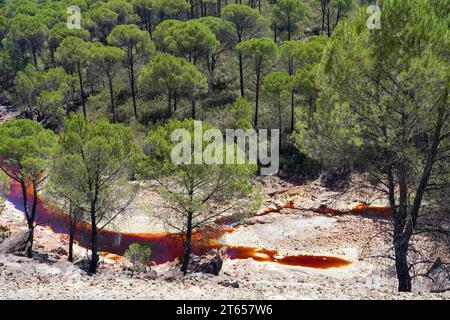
[167,91,172,115]
[89,201,98,274]
[394,233,412,292]
[174,93,178,111]
[274,25,277,43]
[392,160,412,292]
[239,52,245,97]
[307,95,316,124]
[321,1,326,35]
[31,45,38,71]
[129,49,138,119]
[68,205,74,263]
[26,218,34,258]
[278,103,282,148]
[28,179,38,258]
[206,54,214,94]
[19,180,29,225]
[254,71,260,128]
[107,73,116,123]
[191,98,196,119]
[19,180,33,258]
[181,212,193,274]
[326,7,331,37]
[287,16,291,41]
[189,0,195,19]
[290,90,295,133]
[50,49,55,66]
[77,65,86,119]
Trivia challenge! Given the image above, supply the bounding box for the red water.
[5,181,351,269]
[260,201,392,219]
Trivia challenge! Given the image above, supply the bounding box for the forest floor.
[0,175,449,300]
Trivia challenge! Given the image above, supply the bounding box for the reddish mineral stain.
[6,181,351,269]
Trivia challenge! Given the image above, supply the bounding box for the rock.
[51,247,68,256]
[190,249,225,276]
[0,230,31,255]
[33,253,51,264]
[162,268,183,282]
[143,270,157,281]
[219,280,240,288]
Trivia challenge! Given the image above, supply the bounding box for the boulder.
[190,248,226,276]
[0,230,31,255]
[143,269,158,281]
[51,247,68,256]
[162,268,183,281]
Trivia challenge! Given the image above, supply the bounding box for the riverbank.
[0,176,448,299]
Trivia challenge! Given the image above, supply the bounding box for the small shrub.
[124,243,152,277]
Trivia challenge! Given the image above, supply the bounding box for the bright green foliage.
[0,47,22,91]
[271,0,307,41]
[138,53,207,116]
[153,19,217,64]
[14,65,76,129]
[105,0,137,24]
[0,0,37,18]
[108,23,153,56]
[221,4,267,43]
[69,0,89,11]
[124,243,152,276]
[48,22,90,64]
[86,6,118,43]
[319,0,356,36]
[0,119,57,256]
[152,19,180,45]
[237,37,278,128]
[221,4,269,96]
[279,36,327,75]
[51,115,139,273]
[0,119,56,184]
[278,41,303,75]
[108,24,155,118]
[198,16,234,92]
[262,72,291,105]
[236,37,278,80]
[154,0,189,20]
[0,15,9,44]
[311,0,449,292]
[262,71,291,141]
[55,36,91,118]
[230,97,254,130]
[198,16,234,47]
[141,119,256,272]
[6,13,48,69]
[36,5,65,29]
[88,43,125,122]
[314,0,448,170]
[288,36,328,126]
[132,0,157,35]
